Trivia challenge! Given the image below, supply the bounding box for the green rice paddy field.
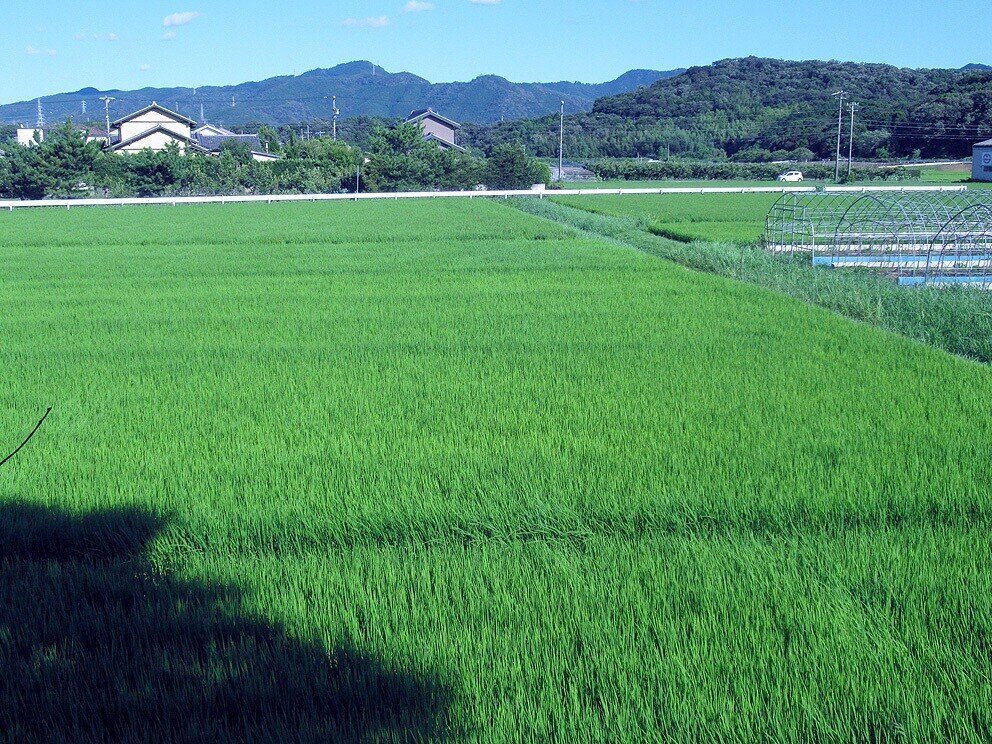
[552,192,779,243]
[2,199,992,741]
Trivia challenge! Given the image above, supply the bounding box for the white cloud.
[341,16,390,28]
[469,0,502,4]
[163,11,201,27]
[48,49,57,57]
[140,64,152,71]
[73,32,118,41]
[403,0,435,11]
[26,45,40,55]
[163,30,177,40]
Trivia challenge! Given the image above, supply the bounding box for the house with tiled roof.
[109,103,208,155]
[404,109,466,152]
[194,132,279,161]
[193,123,237,139]
[106,103,279,160]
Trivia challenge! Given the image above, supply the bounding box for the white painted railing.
[0,185,967,211]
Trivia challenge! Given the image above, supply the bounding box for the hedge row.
[585,159,922,183]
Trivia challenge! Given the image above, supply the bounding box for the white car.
[777,171,804,183]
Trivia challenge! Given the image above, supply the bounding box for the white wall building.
[110,103,207,155]
[16,128,44,147]
[106,102,279,160]
[192,124,236,138]
[974,139,992,182]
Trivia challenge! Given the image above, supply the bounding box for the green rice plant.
[520,196,992,363]
[551,192,781,243]
[1,199,991,741]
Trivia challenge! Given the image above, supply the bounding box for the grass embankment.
[2,200,992,740]
[535,195,992,363]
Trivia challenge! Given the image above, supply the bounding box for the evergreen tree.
[484,144,550,189]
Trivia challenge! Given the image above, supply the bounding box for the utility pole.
[36,98,45,129]
[833,90,847,183]
[100,96,115,144]
[200,103,205,123]
[558,100,565,183]
[847,102,859,181]
[82,100,87,116]
[332,95,340,140]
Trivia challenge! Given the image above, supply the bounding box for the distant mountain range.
[0,62,683,128]
[462,57,992,161]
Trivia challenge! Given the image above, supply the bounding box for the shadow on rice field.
[0,501,457,742]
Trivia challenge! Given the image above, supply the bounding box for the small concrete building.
[404,109,466,152]
[974,139,992,182]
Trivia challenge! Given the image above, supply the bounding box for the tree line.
[586,160,921,183]
[0,122,550,200]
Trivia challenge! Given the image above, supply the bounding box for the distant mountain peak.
[0,63,681,126]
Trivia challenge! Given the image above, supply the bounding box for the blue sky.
[2,0,990,104]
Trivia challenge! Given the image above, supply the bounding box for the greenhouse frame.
[764,191,992,288]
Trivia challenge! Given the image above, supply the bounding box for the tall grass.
[2,199,991,740]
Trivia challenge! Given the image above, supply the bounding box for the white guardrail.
[0,185,968,211]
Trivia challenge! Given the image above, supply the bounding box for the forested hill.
[462,57,992,160]
[0,62,681,127]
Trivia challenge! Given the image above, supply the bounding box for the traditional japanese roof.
[110,125,209,153]
[974,139,992,148]
[422,132,467,152]
[193,124,237,138]
[404,108,462,130]
[112,102,197,128]
[196,134,264,152]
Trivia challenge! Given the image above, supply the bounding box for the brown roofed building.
[404,109,466,152]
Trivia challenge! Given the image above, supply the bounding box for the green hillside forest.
[462,57,992,160]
